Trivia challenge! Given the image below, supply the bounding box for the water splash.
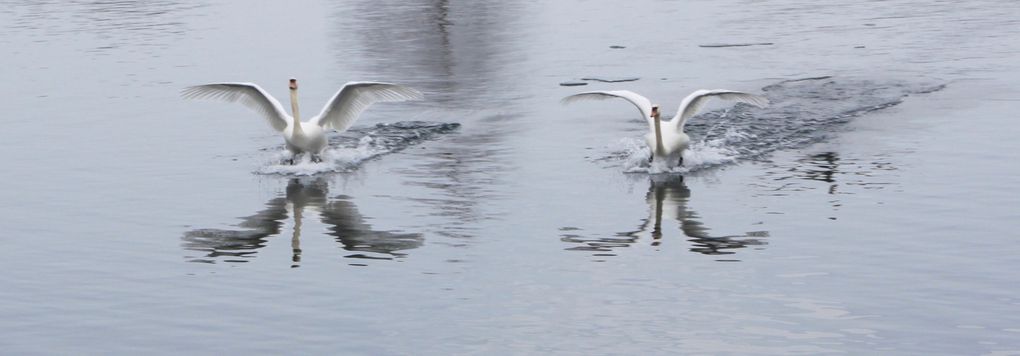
[256,121,460,176]
[620,128,747,174]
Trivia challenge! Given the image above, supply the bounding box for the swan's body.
[182,80,423,162]
[562,89,769,167]
[283,121,328,157]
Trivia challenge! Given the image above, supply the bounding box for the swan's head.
[288,79,301,120]
[651,105,660,119]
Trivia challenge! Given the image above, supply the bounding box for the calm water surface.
[2,0,1019,354]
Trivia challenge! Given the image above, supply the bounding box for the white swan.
[182,79,423,163]
[562,89,769,167]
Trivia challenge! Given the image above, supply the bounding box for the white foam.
[615,129,745,174]
[250,121,460,176]
[256,136,388,176]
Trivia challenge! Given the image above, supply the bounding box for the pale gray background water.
[2,0,1019,354]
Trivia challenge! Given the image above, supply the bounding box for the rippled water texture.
[2,0,1019,354]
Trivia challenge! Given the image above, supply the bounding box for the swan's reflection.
[183,178,423,266]
[563,175,767,259]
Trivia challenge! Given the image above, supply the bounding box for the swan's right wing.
[561,90,654,123]
[181,83,290,132]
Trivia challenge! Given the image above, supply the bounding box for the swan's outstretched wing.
[671,90,769,131]
[561,90,654,123]
[311,82,423,132]
[181,83,290,132]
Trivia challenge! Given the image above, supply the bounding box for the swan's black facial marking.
[289,79,298,90]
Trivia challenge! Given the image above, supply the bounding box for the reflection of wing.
[182,197,288,263]
[320,197,424,259]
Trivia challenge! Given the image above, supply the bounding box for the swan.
[562,89,769,167]
[182,79,423,163]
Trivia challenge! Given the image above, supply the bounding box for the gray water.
[2,0,1020,354]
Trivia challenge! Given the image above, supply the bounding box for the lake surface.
[2,0,1019,354]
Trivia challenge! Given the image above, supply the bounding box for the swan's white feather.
[311,82,424,131]
[181,83,290,132]
[561,90,655,125]
[671,90,770,131]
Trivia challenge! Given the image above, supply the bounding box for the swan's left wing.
[671,90,769,131]
[181,83,290,132]
[561,90,654,123]
[311,82,423,132]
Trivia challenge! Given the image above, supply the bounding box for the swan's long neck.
[289,87,303,133]
[290,88,301,121]
[653,112,666,156]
